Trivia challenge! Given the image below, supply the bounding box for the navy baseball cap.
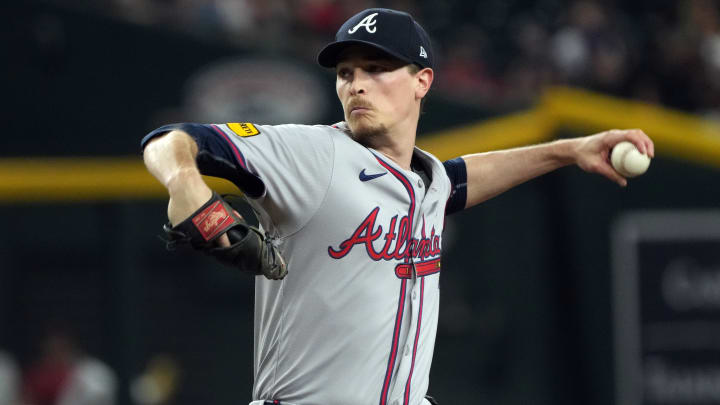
[317,8,434,70]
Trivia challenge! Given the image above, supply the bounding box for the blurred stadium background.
[2,0,720,404]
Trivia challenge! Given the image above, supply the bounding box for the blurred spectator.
[0,351,20,405]
[130,355,180,405]
[500,17,552,107]
[550,1,633,93]
[435,25,500,106]
[22,330,117,405]
[295,0,344,35]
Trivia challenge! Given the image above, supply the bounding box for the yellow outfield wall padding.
[0,158,237,202]
[1,86,718,202]
[542,87,720,167]
[417,109,554,161]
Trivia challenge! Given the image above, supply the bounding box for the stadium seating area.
[53,0,720,116]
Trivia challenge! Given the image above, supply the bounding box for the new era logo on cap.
[317,8,434,70]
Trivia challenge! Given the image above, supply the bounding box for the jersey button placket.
[391,177,422,404]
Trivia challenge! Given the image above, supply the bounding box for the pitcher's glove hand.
[162,191,287,280]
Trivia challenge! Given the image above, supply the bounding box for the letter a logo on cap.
[348,12,379,34]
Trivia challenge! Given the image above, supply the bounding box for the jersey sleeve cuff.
[140,123,266,199]
[443,157,467,215]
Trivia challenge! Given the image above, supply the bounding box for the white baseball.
[610,141,651,177]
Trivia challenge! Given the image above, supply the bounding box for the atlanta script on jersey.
[141,122,467,405]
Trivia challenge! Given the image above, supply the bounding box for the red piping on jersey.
[374,154,416,405]
[380,279,408,405]
[403,277,425,405]
[210,124,248,170]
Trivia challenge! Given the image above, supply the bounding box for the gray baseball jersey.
[142,122,468,405]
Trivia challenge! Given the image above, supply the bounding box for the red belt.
[395,258,441,278]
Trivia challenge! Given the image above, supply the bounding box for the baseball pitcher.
[142,8,654,405]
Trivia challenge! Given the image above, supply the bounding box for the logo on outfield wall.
[184,58,328,125]
[228,123,260,137]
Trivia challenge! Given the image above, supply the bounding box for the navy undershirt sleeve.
[140,123,265,198]
[141,123,235,160]
[443,157,468,215]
